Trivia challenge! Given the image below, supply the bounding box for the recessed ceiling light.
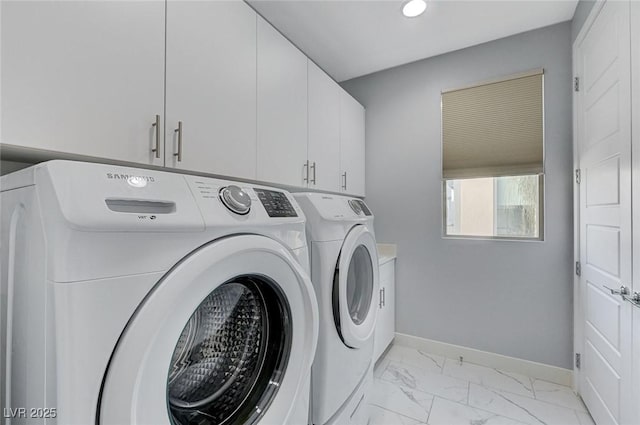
[402,0,427,18]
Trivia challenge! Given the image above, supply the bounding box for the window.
[442,69,544,240]
[445,175,543,238]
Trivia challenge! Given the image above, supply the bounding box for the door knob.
[622,292,640,308]
[603,285,629,296]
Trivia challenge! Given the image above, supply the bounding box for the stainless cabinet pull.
[379,289,383,308]
[174,121,183,162]
[303,160,310,184]
[342,172,347,190]
[382,287,386,307]
[151,114,160,159]
[311,161,317,185]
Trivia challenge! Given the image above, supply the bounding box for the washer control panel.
[356,200,372,216]
[348,199,372,216]
[255,189,298,218]
[219,185,252,215]
[348,199,362,215]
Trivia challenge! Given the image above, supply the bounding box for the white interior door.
[631,2,640,424]
[575,2,632,424]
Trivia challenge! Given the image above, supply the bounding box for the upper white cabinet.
[307,61,341,192]
[165,1,257,179]
[0,1,165,167]
[2,2,365,195]
[340,92,366,196]
[256,17,309,187]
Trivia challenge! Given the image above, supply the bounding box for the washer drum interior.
[167,276,291,425]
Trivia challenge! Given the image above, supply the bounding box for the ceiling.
[248,0,578,82]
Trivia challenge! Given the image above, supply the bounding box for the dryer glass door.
[98,235,318,425]
[345,245,374,326]
[333,225,379,349]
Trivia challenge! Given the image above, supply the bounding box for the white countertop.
[377,243,397,265]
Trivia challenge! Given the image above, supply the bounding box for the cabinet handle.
[379,288,383,309]
[174,121,183,162]
[342,172,347,190]
[311,161,317,185]
[303,160,310,184]
[382,287,386,307]
[151,114,160,159]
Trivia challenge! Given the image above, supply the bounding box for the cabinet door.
[1,1,165,166]
[165,0,257,179]
[381,261,396,352]
[374,261,395,361]
[339,91,366,196]
[308,61,341,192]
[373,282,385,362]
[256,17,308,187]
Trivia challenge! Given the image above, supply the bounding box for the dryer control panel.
[255,189,298,218]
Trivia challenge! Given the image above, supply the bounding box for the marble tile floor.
[369,344,595,425]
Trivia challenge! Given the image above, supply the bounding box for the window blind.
[442,69,544,179]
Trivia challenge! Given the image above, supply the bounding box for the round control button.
[220,185,251,215]
[348,199,362,215]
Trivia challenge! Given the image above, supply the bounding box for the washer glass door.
[168,276,291,425]
[333,225,379,349]
[98,235,318,425]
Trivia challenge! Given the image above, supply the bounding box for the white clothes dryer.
[293,193,379,425]
[0,160,318,425]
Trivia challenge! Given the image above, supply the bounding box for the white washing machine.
[293,193,379,425]
[0,160,319,425]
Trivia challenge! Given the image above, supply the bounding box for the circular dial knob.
[220,185,251,215]
[348,199,362,215]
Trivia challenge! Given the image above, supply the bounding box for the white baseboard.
[394,332,573,387]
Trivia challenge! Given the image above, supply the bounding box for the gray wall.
[342,22,574,369]
[572,0,596,43]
